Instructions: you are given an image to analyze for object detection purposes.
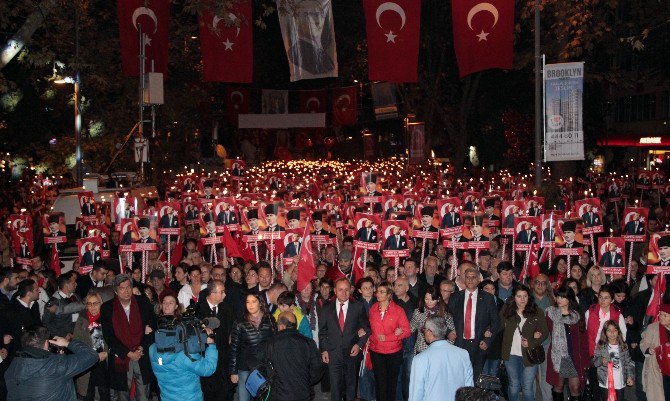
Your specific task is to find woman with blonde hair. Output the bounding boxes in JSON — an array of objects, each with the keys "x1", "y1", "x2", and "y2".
[{"x1": 579, "y1": 266, "x2": 606, "y2": 312}]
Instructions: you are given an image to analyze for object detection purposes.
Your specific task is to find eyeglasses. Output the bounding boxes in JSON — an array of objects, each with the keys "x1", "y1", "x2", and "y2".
[
  {"x1": 86, "y1": 302, "x2": 101, "y2": 306},
  {"x1": 535, "y1": 281, "x2": 548, "y2": 286}
]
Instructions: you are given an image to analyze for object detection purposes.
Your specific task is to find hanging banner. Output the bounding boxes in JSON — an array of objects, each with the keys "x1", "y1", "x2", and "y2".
[
  {"x1": 370, "y1": 82, "x2": 399, "y2": 120},
  {"x1": 277, "y1": 0, "x2": 338, "y2": 81},
  {"x1": 262, "y1": 90, "x2": 289, "y2": 114},
  {"x1": 118, "y1": 0, "x2": 170, "y2": 77},
  {"x1": 544, "y1": 61, "x2": 585, "y2": 161},
  {"x1": 408, "y1": 122, "x2": 425, "y2": 165}
]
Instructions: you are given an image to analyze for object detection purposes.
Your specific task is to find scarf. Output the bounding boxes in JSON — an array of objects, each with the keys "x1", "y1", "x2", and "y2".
[
  {"x1": 547, "y1": 306, "x2": 580, "y2": 373},
  {"x1": 587, "y1": 303, "x2": 620, "y2": 357},
  {"x1": 424, "y1": 304, "x2": 439, "y2": 317},
  {"x1": 112, "y1": 297, "x2": 144, "y2": 372},
  {"x1": 658, "y1": 323, "x2": 670, "y2": 376},
  {"x1": 87, "y1": 311, "x2": 101, "y2": 331}
]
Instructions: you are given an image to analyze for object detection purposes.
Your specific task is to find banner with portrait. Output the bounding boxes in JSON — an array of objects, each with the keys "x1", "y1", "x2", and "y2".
[
  {"x1": 78, "y1": 191, "x2": 98, "y2": 223},
  {"x1": 646, "y1": 232, "x2": 670, "y2": 274},
  {"x1": 554, "y1": 219, "x2": 584, "y2": 256},
  {"x1": 438, "y1": 197, "x2": 464, "y2": 237},
  {"x1": 157, "y1": 201, "x2": 181, "y2": 235},
  {"x1": 77, "y1": 236, "x2": 103, "y2": 274},
  {"x1": 502, "y1": 201, "x2": 526, "y2": 236},
  {"x1": 597, "y1": 237, "x2": 625, "y2": 275},
  {"x1": 514, "y1": 216, "x2": 541, "y2": 251},
  {"x1": 353, "y1": 213, "x2": 381, "y2": 251},
  {"x1": 382, "y1": 220, "x2": 410, "y2": 258},
  {"x1": 574, "y1": 198, "x2": 604, "y2": 235},
  {"x1": 621, "y1": 207, "x2": 649, "y2": 242}
]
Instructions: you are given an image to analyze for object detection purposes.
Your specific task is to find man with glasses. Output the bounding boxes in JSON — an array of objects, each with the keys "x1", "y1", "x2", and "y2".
[
  {"x1": 448, "y1": 264, "x2": 500, "y2": 381},
  {"x1": 409, "y1": 316, "x2": 473, "y2": 401},
  {"x1": 439, "y1": 280, "x2": 456, "y2": 308}
]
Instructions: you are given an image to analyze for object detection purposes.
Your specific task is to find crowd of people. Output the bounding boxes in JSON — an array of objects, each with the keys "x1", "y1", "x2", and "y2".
[{"x1": 0, "y1": 160, "x2": 669, "y2": 401}]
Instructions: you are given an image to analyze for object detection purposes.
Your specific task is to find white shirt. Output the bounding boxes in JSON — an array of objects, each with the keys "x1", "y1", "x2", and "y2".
[
  {"x1": 602, "y1": 344, "x2": 624, "y2": 390},
  {"x1": 337, "y1": 299, "x2": 350, "y2": 323},
  {"x1": 511, "y1": 312, "x2": 528, "y2": 356},
  {"x1": 178, "y1": 285, "x2": 196, "y2": 309},
  {"x1": 462, "y1": 289, "x2": 478, "y2": 340},
  {"x1": 585, "y1": 308, "x2": 627, "y2": 349}
]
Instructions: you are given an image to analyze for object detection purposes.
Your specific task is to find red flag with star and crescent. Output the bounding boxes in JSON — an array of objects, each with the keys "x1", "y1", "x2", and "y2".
[
  {"x1": 118, "y1": 0, "x2": 170, "y2": 77},
  {"x1": 224, "y1": 86, "x2": 250, "y2": 125},
  {"x1": 299, "y1": 90, "x2": 327, "y2": 114},
  {"x1": 452, "y1": 0, "x2": 514, "y2": 78},
  {"x1": 331, "y1": 86, "x2": 358, "y2": 126},
  {"x1": 297, "y1": 219, "x2": 316, "y2": 292},
  {"x1": 199, "y1": 1, "x2": 253, "y2": 82},
  {"x1": 363, "y1": 0, "x2": 421, "y2": 82}
]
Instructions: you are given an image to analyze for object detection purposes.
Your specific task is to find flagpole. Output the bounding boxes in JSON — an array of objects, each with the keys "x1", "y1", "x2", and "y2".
[{"x1": 534, "y1": 0, "x2": 542, "y2": 188}]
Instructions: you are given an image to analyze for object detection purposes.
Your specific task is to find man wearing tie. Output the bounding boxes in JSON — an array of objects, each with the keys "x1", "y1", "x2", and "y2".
[
  {"x1": 448, "y1": 264, "x2": 500, "y2": 381},
  {"x1": 82, "y1": 243, "x2": 101, "y2": 267},
  {"x1": 355, "y1": 219, "x2": 378, "y2": 243},
  {"x1": 185, "y1": 204, "x2": 199, "y2": 221},
  {"x1": 159, "y1": 205, "x2": 179, "y2": 229},
  {"x1": 515, "y1": 221, "x2": 538, "y2": 244},
  {"x1": 319, "y1": 278, "x2": 370, "y2": 401},
  {"x1": 364, "y1": 173, "x2": 383, "y2": 213},
  {"x1": 195, "y1": 280, "x2": 234, "y2": 401},
  {"x1": 283, "y1": 233, "x2": 301, "y2": 258},
  {"x1": 384, "y1": 226, "x2": 408, "y2": 250},
  {"x1": 558, "y1": 221, "x2": 582, "y2": 249},
  {"x1": 465, "y1": 215, "x2": 488, "y2": 242},
  {"x1": 624, "y1": 212, "x2": 645, "y2": 235},
  {"x1": 527, "y1": 200, "x2": 541, "y2": 217},
  {"x1": 483, "y1": 199, "x2": 500, "y2": 223},
  {"x1": 599, "y1": 241, "x2": 623, "y2": 267},
  {"x1": 18, "y1": 237, "x2": 31, "y2": 258},
  {"x1": 404, "y1": 198, "x2": 416, "y2": 216},
  {"x1": 440, "y1": 203, "x2": 462, "y2": 229},
  {"x1": 137, "y1": 218, "x2": 157, "y2": 244},
  {"x1": 419, "y1": 206, "x2": 438, "y2": 232},
  {"x1": 286, "y1": 209, "x2": 302, "y2": 229},
  {"x1": 202, "y1": 181, "x2": 214, "y2": 199},
  {"x1": 581, "y1": 203, "x2": 600, "y2": 227},
  {"x1": 384, "y1": 198, "x2": 401, "y2": 220},
  {"x1": 656, "y1": 235, "x2": 670, "y2": 266},
  {"x1": 217, "y1": 202, "x2": 238, "y2": 226},
  {"x1": 264, "y1": 204, "x2": 285, "y2": 232}
]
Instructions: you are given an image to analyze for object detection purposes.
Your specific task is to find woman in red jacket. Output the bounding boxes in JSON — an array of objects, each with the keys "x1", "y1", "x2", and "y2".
[{"x1": 369, "y1": 281, "x2": 411, "y2": 401}]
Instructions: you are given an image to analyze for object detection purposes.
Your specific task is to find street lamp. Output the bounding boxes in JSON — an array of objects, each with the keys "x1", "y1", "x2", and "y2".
[{"x1": 54, "y1": 73, "x2": 82, "y2": 186}]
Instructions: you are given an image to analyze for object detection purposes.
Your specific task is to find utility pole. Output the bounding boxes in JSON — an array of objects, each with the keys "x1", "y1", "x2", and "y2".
[{"x1": 534, "y1": 0, "x2": 543, "y2": 188}]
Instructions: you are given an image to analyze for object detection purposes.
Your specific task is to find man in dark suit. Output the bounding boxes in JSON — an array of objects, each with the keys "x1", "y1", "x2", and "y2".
[
  {"x1": 363, "y1": 173, "x2": 383, "y2": 213},
  {"x1": 404, "y1": 198, "x2": 416, "y2": 216},
  {"x1": 483, "y1": 199, "x2": 500, "y2": 223},
  {"x1": 448, "y1": 264, "x2": 500, "y2": 381},
  {"x1": 6, "y1": 279, "x2": 42, "y2": 349},
  {"x1": 81, "y1": 244, "x2": 101, "y2": 267},
  {"x1": 624, "y1": 213, "x2": 645, "y2": 235},
  {"x1": 185, "y1": 205, "x2": 199, "y2": 221},
  {"x1": 76, "y1": 261, "x2": 108, "y2": 299},
  {"x1": 283, "y1": 233, "x2": 301, "y2": 258},
  {"x1": 384, "y1": 198, "x2": 401, "y2": 220},
  {"x1": 18, "y1": 238, "x2": 30, "y2": 258},
  {"x1": 384, "y1": 226, "x2": 407, "y2": 250},
  {"x1": 264, "y1": 204, "x2": 285, "y2": 232},
  {"x1": 216, "y1": 202, "x2": 237, "y2": 226},
  {"x1": 318, "y1": 278, "x2": 370, "y2": 401},
  {"x1": 355, "y1": 219, "x2": 378, "y2": 243},
  {"x1": 312, "y1": 211, "x2": 334, "y2": 237},
  {"x1": 158, "y1": 206, "x2": 179, "y2": 229},
  {"x1": 503, "y1": 205, "x2": 519, "y2": 228},
  {"x1": 440, "y1": 203, "x2": 462, "y2": 229},
  {"x1": 419, "y1": 206, "x2": 439, "y2": 232},
  {"x1": 558, "y1": 221, "x2": 582, "y2": 249},
  {"x1": 599, "y1": 242, "x2": 623, "y2": 267},
  {"x1": 467, "y1": 215, "x2": 488, "y2": 242},
  {"x1": 527, "y1": 200, "x2": 541, "y2": 217},
  {"x1": 515, "y1": 221, "x2": 538, "y2": 244},
  {"x1": 194, "y1": 280, "x2": 234, "y2": 401},
  {"x1": 81, "y1": 197, "x2": 95, "y2": 216},
  {"x1": 136, "y1": 218, "x2": 156, "y2": 244},
  {"x1": 581, "y1": 204, "x2": 600, "y2": 227}
]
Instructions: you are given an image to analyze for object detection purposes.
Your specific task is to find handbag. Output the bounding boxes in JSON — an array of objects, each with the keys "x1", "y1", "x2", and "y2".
[
  {"x1": 517, "y1": 322, "x2": 545, "y2": 364},
  {"x1": 475, "y1": 374, "x2": 502, "y2": 391}
]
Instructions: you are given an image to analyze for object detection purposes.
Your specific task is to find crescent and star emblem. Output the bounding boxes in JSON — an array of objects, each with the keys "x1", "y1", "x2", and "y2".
[
  {"x1": 306, "y1": 97, "x2": 321, "y2": 112},
  {"x1": 466, "y1": 2, "x2": 499, "y2": 42},
  {"x1": 213, "y1": 13, "x2": 241, "y2": 51},
  {"x1": 132, "y1": 7, "x2": 157, "y2": 48},
  {"x1": 230, "y1": 91, "x2": 244, "y2": 110},
  {"x1": 375, "y1": 2, "x2": 406, "y2": 43},
  {"x1": 336, "y1": 94, "x2": 351, "y2": 111}
]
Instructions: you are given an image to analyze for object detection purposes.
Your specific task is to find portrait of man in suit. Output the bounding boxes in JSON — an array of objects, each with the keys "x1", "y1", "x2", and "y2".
[
  {"x1": 185, "y1": 204, "x2": 199, "y2": 220},
  {"x1": 264, "y1": 204, "x2": 285, "y2": 232},
  {"x1": 558, "y1": 221, "x2": 582, "y2": 249},
  {"x1": 656, "y1": 235, "x2": 670, "y2": 266},
  {"x1": 527, "y1": 200, "x2": 541, "y2": 216},
  {"x1": 81, "y1": 243, "x2": 101, "y2": 266},
  {"x1": 384, "y1": 226, "x2": 407, "y2": 250},
  {"x1": 283, "y1": 233, "x2": 301, "y2": 258},
  {"x1": 463, "y1": 195, "x2": 477, "y2": 212},
  {"x1": 216, "y1": 201, "x2": 237, "y2": 226},
  {"x1": 599, "y1": 241, "x2": 623, "y2": 267},
  {"x1": 244, "y1": 209, "x2": 260, "y2": 236},
  {"x1": 581, "y1": 203, "x2": 600, "y2": 227},
  {"x1": 312, "y1": 211, "x2": 333, "y2": 237},
  {"x1": 440, "y1": 203, "x2": 462, "y2": 229},
  {"x1": 404, "y1": 197, "x2": 416, "y2": 215},
  {"x1": 355, "y1": 218, "x2": 378, "y2": 243},
  {"x1": 136, "y1": 218, "x2": 156, "y2": 244},
  {"x1": 515, "y1": 221, "x2": 538, "y2": 244},
  {"x1": 503, "y1": 205, "x2": 519, "y2": 228},
  {"x1": 81, "y1": 196, "x2": 95, "y2": 216},
  {"x1": 467, "y1": 215, "x2": 488, "y2": 242},
  {"x1": 483, "y1": 199, "x2": 500, "y2": 222},
  {"x1": 318, "y1": 278, "x2": 370, "y2": 401},
  {"x1": 158, "y1": 205, "x2": 179, "y2": 229},
  {"x1": 47, "y1": 214, "x2": 66, "y2": 237},
  {"x1": 419, "y1": 207, "x2": 438, "y2": 232},
  {"x1": 202, "y1": 181, "x2": 214, "y2": 199},
  {"x1": 624, "y1": 212, "x2": 645, "y2": 235}
]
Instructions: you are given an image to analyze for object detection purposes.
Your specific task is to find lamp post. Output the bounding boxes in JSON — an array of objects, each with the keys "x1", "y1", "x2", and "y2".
[{"x1": 54, "y1": 75, "x2": 82, "y2": 186}]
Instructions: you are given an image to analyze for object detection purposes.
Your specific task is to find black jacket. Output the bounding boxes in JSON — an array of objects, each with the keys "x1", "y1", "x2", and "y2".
[
  {"x1": 262, "y1": 329, "x2": 323, "y2": 401},
  {"x1": 6, "y1": 298, "x2": 41, "y2": 350},
  {"x1": 318, "y1": 299, "x2": 370, "y2": 353},
  {"x1": 229, "y1": 315, "x2": 276, "y2": 373},
  {"x1": 100, "y1": 296, "x2": 156, "y2": 391},
  {"x1": 4, "y1": 341, "x2": 98, "y2": 401}
]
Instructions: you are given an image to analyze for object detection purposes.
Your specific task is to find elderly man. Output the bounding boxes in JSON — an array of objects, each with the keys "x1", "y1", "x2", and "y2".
[
  {"x1": 418, "y1": 256, "x2": 445, "y2": 287},
  {"x1": 409, "y1": 316, "x2": 473, "y2": 401}
]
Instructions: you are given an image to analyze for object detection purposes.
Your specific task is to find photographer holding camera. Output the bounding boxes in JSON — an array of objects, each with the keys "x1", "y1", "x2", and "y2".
[
  {"x1": 4, "y1": 325, "x2": 98, "y2": 401},
  {"x1": 148, "y1": 324, "x2": 217, "y2": 401}
]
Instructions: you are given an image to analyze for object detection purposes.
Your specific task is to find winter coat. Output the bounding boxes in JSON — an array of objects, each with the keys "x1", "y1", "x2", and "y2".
[
  {"x1": 149, "y1": 343, "x2": 218, "y2": 401},
  {"x1": 72, "y1": 314, "x2": 109, "y2": 396},
  {"x1": 4, "y1": 341, "x2": 98, "y2": 401},
  {"x1": 592, "y1": 342, "x2": 634, "y2": 388},
  {"x1": 42, "y1": 291, "x2": 85, "y2": 337},
  {"x1": 500, "y1": 307, "x2": 549, "y2": 367},
  {"x1": 262, "y1": 328, "x2": 323, "y2": 401},
  {"x1": 229, "y1": 315, "x2": 275, "y2": 373},
  {"x1": 545, "y1": 312, "x2": 589, "y2": 391},
  {"x1": 639, "y1": 322, "x2": 667, "y2": 401}
]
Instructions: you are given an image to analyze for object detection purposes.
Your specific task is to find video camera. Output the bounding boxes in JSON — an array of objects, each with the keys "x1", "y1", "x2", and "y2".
[{"x1": 154, "y1": 308, "x2": 220, "y2": 360}]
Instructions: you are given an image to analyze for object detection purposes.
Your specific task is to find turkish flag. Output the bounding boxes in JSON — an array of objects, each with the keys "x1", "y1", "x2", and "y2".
[
  {"x1": 298, "y1": 90, "x2": 327, "y2": 114},
  {"x1": 363, "y1": 0, "x2": 421, "y2": 82},
  {"x1": 199, "y1": 2, "x2": 253, "y2": 82},
  {"x1": 297, "y1": 220, "x2": 316, "y2": 292},
  {"x1": 118, "y1": 0, "x2": 170, "y2": 77},
  {"x1": 222, "y1": 225, "x2": 244, "y2": 258},
  {"x1": 331, "y1": 86, "x2": 357, "y2": 126},
  {"x1": 452, "y1": 0, "x2": 514, "y2": 77},
  {"x1": 50, "y1": 246, "x2": 61, "y2": 277},
  {"x1": 224, "y1": 86, "x2": 250, "y2": 125}
]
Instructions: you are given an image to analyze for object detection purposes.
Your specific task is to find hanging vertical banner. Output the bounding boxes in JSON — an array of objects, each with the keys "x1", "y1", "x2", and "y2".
[
  {"x1": 544, "y1": 61, "x2": 585, "y2": 162},
  {"x1": 363, "y1": 0, "x2": 421, "y2": 82},
  {"x1": 262, "y1": 90, "x2": 289, "y2": 114},
  {"x1": 224, "y1": 86, "x2": 250, "y2": 125},
  {"x1": 118, "y1": 0, "x2": 170, "y2": 77},
  {"x1": 277, "y1": 0, "x2": 338, "y2": 81},
  {"x1": 199, "y1": 1, "x2": 253, "y2": 82},
  {"x1": 332, "y1": 86, "x2": 358, "y2": 126},
  {"x1": 408, "y1": 122, "x2": 425, "y2": 165},
  {"x1": 298, "y1": 90, "x2": 327, "y2": 114}
]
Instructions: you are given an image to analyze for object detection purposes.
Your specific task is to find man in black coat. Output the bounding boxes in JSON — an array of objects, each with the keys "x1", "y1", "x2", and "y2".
[
  {"x1": 75, "y1": 261, "x2": 109, "y2": 300},
  {"x1": 194, "y1": 280, "x2": 234, "y2": 401},
  {"x1": 100, "y1": 274, "x2": 156, "y2": 401},
  {"x1": 6, "y1": 279, "x2": 42, "y2": 349},
  {"x1": 448, "y1": 263, "x2": 500, "y2": 381},
  {"x1": 262, "y1": 312, "x2": 323, "y2": 401},
  {"x1": 318, "y1": 278, "x2": 370, "y2": 401}
]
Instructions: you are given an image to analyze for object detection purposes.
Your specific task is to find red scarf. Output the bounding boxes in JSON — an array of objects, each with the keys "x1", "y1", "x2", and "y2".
[
  {"x1": 587, "y1": 303, "x2": 620, "y2": 357},
  {"x1": 112, "y1": 297, "x2": 144, "y2": 372},
  {"x1": 87, "y1": 311, "x2": 101, "y2": 331},
  {"x1": 657, "y1": 323, "x2": 670, "y2": 376}
]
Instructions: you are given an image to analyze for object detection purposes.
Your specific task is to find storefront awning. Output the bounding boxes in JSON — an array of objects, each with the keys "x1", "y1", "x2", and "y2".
[{"x1": 597, "y1": 134, "x2": 670, "y2": 147}]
